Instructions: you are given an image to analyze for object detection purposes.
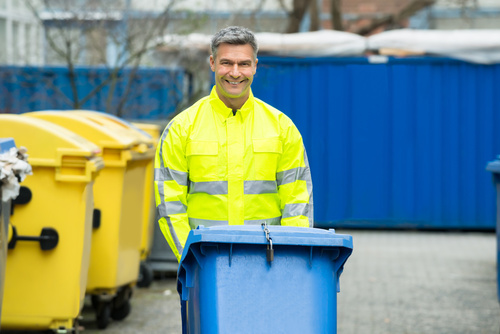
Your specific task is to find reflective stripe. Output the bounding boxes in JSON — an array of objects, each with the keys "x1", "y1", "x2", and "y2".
[
  {"x1": 303, "y1": 149, "x2": 314, "y2": 226},
  {"x1": 155, "y1": 167, "x2": 189, "y2": 187},
  {"x1": 276, "y1": 167, "x2": 309, "y2": 186},
  {"x1": 244, "y1": 180, "x2": 277, "y2": 194},
  {"x1": 160, "y1": 215, "x2": 183, "y2": 257},
  {"x1": 189, "y1": 216, "x2": 282, "y2": 229},
  {"x1": 156, "y1": 120, "x2": 184, "y2": 254},
  {"x1": 188, "y1": 180, "x2": 278, "y2": 195},
  {"x1": 282, "y1": 203, "x2": 310, "y2": 219},
  {"x1": 158, "y1": 201, "x2": 187, "y2": 217},
  {"x1": 189, "y1": 181, "x2": 228, "y2": 195},
  {"x1": 158, "y1": 121, "x2": 173, "y2": 170},
  {"x1": 244, "y1": 217, "x2": 281, "y2": 225},
  {"x1": 189, "y1": 218, "x2": 228, "y2": 229}
]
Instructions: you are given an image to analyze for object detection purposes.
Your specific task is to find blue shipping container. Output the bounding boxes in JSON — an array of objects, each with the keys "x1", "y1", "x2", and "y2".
[
  {"x1": 0, "y1": 66, "x2": 186, "y2": 120},
  {"x1": 177, "y1": 225, "x2": 353, "y2": 334},
  {"x1": 253, "y1": 56, "x2": 500, "y2": 230}
]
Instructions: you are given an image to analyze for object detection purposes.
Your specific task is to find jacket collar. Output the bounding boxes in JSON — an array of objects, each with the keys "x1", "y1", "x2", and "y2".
[{"x1": 209, "y1": 86, "x2": 254, "y2": 123}]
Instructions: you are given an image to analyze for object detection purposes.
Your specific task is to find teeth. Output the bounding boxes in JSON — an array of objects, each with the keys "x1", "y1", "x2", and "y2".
[{"x1": 229, "y1": 81, "x2": 240, "y2": 84}]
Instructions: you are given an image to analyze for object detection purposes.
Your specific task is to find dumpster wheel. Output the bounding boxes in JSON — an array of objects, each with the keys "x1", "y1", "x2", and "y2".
[
  {"x1": 111, "y1": 300, "x2": 131, "y2": 320},
  {"x1": 95, "y1": 300, "x2": 112, "y2": 329},
  {"x1": 137, "y1": 261, "x2": 154, "y2": 288},
  {"x1": 110, "y1": 285, "x2": 133, "y2": 321}
]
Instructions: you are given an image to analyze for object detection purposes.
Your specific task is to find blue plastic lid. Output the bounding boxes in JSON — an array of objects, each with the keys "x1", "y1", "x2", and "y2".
[
  {"x1": 180, "y1": 225, "x2": 353, "y2": 263},
  {"x1": 0, "y1": 138, "x2": 16, "y2": 154}
]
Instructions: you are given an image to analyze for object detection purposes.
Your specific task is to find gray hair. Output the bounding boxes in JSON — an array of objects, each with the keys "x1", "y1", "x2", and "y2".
[{"x1": 210, "y1": 26, "x2": 259, "y2": 60}]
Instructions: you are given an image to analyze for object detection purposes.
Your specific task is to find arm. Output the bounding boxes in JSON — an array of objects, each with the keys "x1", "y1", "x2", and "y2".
[
  {"x1": 154, "y1": 118, "x2": 191, "y2": 262},
  {"x1": 277, "y1": 119, "x2": 314, "y2": 227}
]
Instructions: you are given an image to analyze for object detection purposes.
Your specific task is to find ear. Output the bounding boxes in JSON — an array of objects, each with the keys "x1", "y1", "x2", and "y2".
[
  {"x1": 210, "y1": 55, "x2": 215, "y2": 72},
  {"x1": 254, "y1": 58, "x2": 258, "y2": 74}
]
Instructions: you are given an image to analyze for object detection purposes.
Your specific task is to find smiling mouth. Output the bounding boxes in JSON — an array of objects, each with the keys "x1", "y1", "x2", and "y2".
[{"x1": 225, "y1": 79, "x2": 245, "y2": 85}]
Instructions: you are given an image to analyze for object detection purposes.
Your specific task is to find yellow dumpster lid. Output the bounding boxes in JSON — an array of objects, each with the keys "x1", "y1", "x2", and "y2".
[
  {"x1": 69, "y1": 110, "x2": 156, "y2": 148},
  {"x1": 25, "y1": 111, "x2": 141, "y2": 150},
  {"x1": 67, "y1": 110, "x2": 156, "y2": 157},
  {"x1": 131, "y1": 122, "x2": 162, "y2": 142},
  {"x1": 0, "y1": 114, "x2": 104, "y2": 182}
]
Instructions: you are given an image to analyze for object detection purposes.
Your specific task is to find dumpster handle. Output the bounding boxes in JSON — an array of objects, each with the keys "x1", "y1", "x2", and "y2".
[{"x1": 8, "y1": 226, "x2": 59, "y2": 251}]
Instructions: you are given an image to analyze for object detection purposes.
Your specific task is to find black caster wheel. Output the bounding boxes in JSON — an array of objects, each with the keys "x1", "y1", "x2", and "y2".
[
  {"x1": 111, "y1": 300, "x2": 131, "y2": 321},
  {"x1": 137, "y1": 261, "x2": 154, "y2": 288},
  {"x1": 96, "y1": 301, "x2": 112, "y2": 329}
]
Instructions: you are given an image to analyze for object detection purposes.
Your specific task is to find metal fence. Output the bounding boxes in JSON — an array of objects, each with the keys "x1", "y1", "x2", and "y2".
[{"x1": 0, "y1": 65, "x2": 187, "y2": 120}]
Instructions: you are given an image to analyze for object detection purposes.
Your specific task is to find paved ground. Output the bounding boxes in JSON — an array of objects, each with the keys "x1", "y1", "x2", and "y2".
[{"x1": 3, "y1": 229, "x2": 499, "y2": 333}]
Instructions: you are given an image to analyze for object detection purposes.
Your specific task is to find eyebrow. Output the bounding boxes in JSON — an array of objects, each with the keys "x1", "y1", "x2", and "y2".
[{"x1": 219, "y1": 58, "x2": 252, "y2": 64}]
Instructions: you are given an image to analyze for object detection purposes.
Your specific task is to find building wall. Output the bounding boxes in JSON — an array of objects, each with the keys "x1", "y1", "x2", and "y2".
[
  {"x1": 0, "y1": 0, "x2": 43, "y2": 65},
  {"x1": 430, "y1": 0, "x2": 500, "y2": 29}
]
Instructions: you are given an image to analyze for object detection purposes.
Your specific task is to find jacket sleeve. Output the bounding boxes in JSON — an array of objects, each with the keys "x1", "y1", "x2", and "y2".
[
  {"x1": 277, "y1": 118, "x2": 314, "y2": 227},
  {"x1": 154, "y1": 117, "x2": 191, "y2": 262}
]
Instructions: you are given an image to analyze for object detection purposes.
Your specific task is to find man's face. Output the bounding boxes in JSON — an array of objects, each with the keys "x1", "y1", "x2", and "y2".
[{"x1": 210, "y1": 43, "x2": 258, "y2": 108}]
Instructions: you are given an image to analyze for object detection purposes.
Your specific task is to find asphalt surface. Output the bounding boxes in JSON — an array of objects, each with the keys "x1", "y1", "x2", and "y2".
[{"x1": 2, "y1": 229, "x2": 499, "y2": 334}]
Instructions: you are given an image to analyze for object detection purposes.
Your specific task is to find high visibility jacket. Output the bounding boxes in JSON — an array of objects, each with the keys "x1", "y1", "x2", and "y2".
[{"x1": 154, "y1": 87, "x2": 313, "y2": 261}]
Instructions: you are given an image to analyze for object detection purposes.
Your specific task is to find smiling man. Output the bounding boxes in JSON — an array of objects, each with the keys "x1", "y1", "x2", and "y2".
[{"x1": 154, "y1": 26, "x2": 313, "y2": 261}]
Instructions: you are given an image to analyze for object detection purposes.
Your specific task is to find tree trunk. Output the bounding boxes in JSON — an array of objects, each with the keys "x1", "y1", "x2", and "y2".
[
  {"x1": 286, "y1": 0, "x2": 312, "y2": 33},
  {"x1": 309, "y1": 0, "x2": 320, "y2": 31},
  {"x1": 330, "y1": 0, "x2": 343, "y2": 31}
]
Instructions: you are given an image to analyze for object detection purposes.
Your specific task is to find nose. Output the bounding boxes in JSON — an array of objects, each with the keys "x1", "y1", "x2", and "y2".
[{"x1": 229, "y1": 64, "x2": 240, "y2": 77}]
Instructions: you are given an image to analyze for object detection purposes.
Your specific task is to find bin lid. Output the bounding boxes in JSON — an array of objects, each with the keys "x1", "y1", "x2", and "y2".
[
  {"x1": 182, "y1": 225, "x2": 353, "y2": 254},
  {"x1": 0, "y1": 138, "x2": 16, "y2": 154},
  {"x1": 25, "y1": 111, "x2": 141, "y2": 150},
  {"x1": 69, "y1": 110, "x2": 156, "y2": 148},
  {"x1": 486, "y1": 159, "x2": 500, "y2": 173},
  {"x1": 0, "y1": 115, "x2": 103, "y2": 182},
  {"x1": 131, "y1": 122, "x2": 162, "y2": 142}
]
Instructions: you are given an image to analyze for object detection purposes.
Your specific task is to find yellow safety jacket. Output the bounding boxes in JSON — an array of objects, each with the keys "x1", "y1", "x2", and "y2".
[{"x1": 154, "y1": 87, "x2": 313, "y2": 261}]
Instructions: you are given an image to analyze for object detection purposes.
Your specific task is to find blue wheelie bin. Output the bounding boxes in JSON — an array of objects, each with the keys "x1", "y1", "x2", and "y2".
[
  {"x1": 177, "y1": 225, "x2": 353, "y2": 334},
  {"x1": 486, "y1": 158, "x2": 500, "y2": 303}
]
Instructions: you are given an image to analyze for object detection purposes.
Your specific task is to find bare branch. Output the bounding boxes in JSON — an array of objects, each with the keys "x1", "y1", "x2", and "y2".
[{"x1": 354, "y1": 0, "x2": 436, "y2": 36}]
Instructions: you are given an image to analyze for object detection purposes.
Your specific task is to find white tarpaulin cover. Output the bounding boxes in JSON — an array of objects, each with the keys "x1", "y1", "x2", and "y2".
[
  {"x1": 256, "y1": 30, "x2": 366, "y2": 57},
  {"x1": 159, "y1": 29, "x2": 500, "y2": 64},
  {"x1": 159, "y1": 30, "x2": 367, "y2": 57},
  {"x1": 367, "y1": 29, "x2": 500, "y2": 64}
]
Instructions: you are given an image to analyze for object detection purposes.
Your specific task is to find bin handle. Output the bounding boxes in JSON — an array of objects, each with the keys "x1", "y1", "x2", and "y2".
[
  {"x1": 10, "y1": 186, "x2": 32, "y2": 215},
  {"x1": 8, "y1": 226, "x2": 59, "y2": 251}
]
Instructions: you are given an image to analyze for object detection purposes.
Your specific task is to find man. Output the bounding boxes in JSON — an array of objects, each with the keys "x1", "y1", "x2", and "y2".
[{"x1": 154, "y1": 26, "x2": 313, "y2": 262}]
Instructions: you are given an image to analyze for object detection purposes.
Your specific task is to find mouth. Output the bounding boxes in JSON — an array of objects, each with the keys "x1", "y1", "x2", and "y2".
[{"x1": 225, "y1": 79, "x2": 246, "y2": 85}]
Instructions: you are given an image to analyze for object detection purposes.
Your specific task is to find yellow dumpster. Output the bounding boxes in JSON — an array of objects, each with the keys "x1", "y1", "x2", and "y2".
[
  {"x1": 68, "y1": 111, "x2": 158, "y2": 288},
  {"x1": 131, "y1": 121, "x2": 162, "y2": 286},
  {"x1": 25, "y1": 110, "x2": 155, "y2": 329},
  {"x1": 0, "y1": 115, "x2": 103, "y2": 333}
]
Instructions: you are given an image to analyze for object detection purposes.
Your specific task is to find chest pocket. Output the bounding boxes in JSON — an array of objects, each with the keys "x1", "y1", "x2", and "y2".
[
  {"x1": 186, "y1": 140, "x2": 219, "y2": 180},
  {"x1": 253, "y1": 138, "x2": 282, "y2": 180}
]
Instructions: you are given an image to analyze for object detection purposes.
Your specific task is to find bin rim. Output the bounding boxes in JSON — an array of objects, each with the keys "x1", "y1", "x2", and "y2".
[{"x1": 179, "y1": 225, "x2": 353, "y2": 265}]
